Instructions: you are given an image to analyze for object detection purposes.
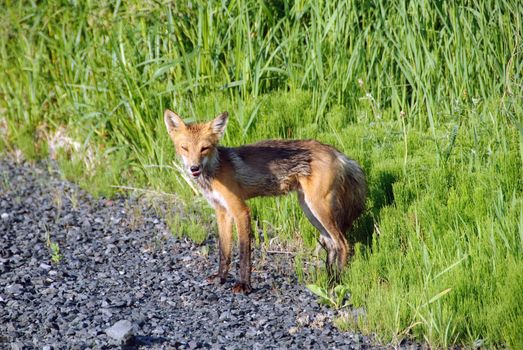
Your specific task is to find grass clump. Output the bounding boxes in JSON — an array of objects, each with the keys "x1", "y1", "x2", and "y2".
[{"x1": 166, "y1": 209, "x2": 211, "y2": 245}]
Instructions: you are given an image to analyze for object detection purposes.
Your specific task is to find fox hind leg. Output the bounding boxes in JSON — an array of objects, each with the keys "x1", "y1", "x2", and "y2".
[
  {"x1": 297, "y1": 191, "x2": 338, "y2": 272},
  {"x1": 298, "y1": 186, "x2": 349, "y2": 283}
]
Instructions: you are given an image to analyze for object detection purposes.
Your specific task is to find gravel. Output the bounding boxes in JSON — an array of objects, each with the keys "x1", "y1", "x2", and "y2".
[{"x1": 0, "y1": 157, "x2": 397, "y2": 349}]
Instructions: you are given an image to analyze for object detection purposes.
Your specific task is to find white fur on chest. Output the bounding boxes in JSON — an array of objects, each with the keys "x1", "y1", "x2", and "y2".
[{"x1": 202, "y1": 189, "x2": 229, "y2": 211}]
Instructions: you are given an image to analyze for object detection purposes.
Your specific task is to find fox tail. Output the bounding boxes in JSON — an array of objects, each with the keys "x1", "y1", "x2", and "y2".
[{"x1": 333, "y1": 153, "x2": 367, "y2": 233}]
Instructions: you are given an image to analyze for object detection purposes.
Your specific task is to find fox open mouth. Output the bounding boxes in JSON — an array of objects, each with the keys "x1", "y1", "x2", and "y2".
[{"x1": 191, "y1": 170, "x2": 202, "y2": 177}]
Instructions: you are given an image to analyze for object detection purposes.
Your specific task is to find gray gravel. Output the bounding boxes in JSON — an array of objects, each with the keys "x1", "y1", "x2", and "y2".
[{"x1": 0, "y1": 157, "x2": 386, "y2": 349}]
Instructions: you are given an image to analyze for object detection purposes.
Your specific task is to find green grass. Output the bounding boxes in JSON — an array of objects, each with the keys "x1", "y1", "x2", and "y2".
[
  {"x1": 166, "y1": 204, "x2": 214, "y2": 245},
  {"x1": 1, "y1": 0, "x2": 522, "y2": 347}
]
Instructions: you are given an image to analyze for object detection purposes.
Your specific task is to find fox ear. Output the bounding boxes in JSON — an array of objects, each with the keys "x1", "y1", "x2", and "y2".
[
  {"x1": 210, "y1": 111, "x2": 229, "y2": 137},
  {"x1": 164, "y1": 109, "x2": 186, "y2": 133}
]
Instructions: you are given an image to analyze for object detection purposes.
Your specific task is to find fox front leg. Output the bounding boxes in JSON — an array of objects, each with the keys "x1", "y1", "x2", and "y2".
[
  {"x1": 231, "y1": 207, "x2": 252, "y2": 294},
  {"x1": 207, "y1": 207, "x2": 233, "y2": 284}
]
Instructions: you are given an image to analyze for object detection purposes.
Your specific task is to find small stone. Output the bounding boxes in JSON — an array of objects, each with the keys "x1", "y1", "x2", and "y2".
[
  {"x1": 5, "y1": 284, "x2": 23, "y2": 294},
  {"x1": 1, "y1": 212, "x2": 8, "y2": 220},
  {"x1": 101, "y1": 308, "x2": 112, "y2": 318},
  {"x1": 246, "y1": 327, "x2": 258, "y2": 337},
  {"x1": 81, "y1": 219, "x2": 91, "y2": 228},
  {"x1": 311, "y1": 313, "x2": 327, "y2": 329},
  {"x1": 152, "y1": 326, "x2": 164, "y2": 335},
  {"x1": 288, "y1": 326, "x2": 299, "y2": 335},
  {"x1": 105, "y1": 320, "x2": 134, "y2": 344},
  {"x1": 219, "y1": 311, "x2": 230, "y2": 321},
  {"x1": 296, "y1": 313, "x2": 310, "y2": 327},
  {"x1": 39, "y1": 263, "x2": 51, "y2": 270},
  {"x1": 10, "y1": 342, "x2": 24, "y2": 350}
]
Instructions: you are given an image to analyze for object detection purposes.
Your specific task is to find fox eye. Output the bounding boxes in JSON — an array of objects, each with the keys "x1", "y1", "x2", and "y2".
[
  {"x1": 200, "y1": 146, "x2": 210, "y2": 153},
  {"x1": 181, "y1": 145, "x2": 188, "y2": 152}
]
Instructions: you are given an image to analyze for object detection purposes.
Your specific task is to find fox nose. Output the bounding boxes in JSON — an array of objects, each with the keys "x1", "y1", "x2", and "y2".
[{"x1": 189, "y1": 165, "x2": 201, "y2": 177}]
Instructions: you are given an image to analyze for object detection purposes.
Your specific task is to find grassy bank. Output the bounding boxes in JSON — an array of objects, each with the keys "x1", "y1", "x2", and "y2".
[{"x1": 1, "y1": 0, "x2": 522, "y2": 347}]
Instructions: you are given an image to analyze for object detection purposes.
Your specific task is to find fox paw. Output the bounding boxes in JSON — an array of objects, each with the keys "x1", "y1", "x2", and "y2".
[
  {"x1": 206, "y1": 273, "x2": 226, "y2": 284},
  {"x1": 232, "y1": 282, "x2": 252, "y2": 294}
]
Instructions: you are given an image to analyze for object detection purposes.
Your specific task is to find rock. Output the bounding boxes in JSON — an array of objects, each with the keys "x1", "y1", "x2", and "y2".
[
  {"x1": 10, "y1": 342, "x2": 24, "y2": 350},
  {"x1": 152, "y1": 326, "x2": 165, "y2": 335},
  {"x1": 81, "y1": 218, "x2": 91, "y2": 229},
  {"x1": 105, "y1": 320, "x2": 134, "y2": 344},
  {"x1": 1, "y1": 212, "x2": 8, "y2": 220},
  {"x1": 288, "y1": 326, "x2": 299, "y2": 335},
  {"x1": 296, "y1": 313, "x2": 310, "y2": 327},
  {"x1": 5, "y1": 284, "x2": 23, "y2": 294},
  {"x1": 39, "y1": 263, "x2": 52, "y2": 270},
  {"x1": 219, "y1": 311, "x2": 230, "y2": 321}
]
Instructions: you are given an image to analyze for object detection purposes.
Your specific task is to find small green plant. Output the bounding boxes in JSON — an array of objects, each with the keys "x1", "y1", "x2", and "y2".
[
  {"x1": 66, "y1": 191, "x2": 79, "y2": 210},
  {"x1": 51, "y1": 189, "x2": 64, "y2": 225},
  {"x1": 46, "y1": 232, "x2": 62, "y2": 264},
  {"x1": 0, "y1": 172, "x2": 9, "y2": 191},
  {"x1": 306, "y1": 283, "x2": 351, "y2": 310},
  {"x1": 49, "y1": 242, "x2": 62, "y2": 264},
  {"x1": 199, "y1": 245, "x2": 210, "y2": 257}
]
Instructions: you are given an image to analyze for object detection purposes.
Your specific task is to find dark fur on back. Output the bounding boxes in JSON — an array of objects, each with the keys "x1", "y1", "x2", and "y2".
[{"x1": 216, "y1": 140, "x2": 313, "y2": 197}]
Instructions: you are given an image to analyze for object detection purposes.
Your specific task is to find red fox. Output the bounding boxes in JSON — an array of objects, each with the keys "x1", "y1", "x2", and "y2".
[{"x1": 164, "y1": 109, "x2": 366, "y2": 294}]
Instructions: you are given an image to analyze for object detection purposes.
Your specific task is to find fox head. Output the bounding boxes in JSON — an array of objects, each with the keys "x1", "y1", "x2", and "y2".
[{"x1": 164, "y1": 109, "x2": 228, "y2": 178}]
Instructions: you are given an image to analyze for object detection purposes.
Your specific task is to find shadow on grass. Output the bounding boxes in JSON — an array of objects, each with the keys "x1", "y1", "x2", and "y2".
[{"x1": 350, "y1": 170, "x2": 398, "y2": 249}]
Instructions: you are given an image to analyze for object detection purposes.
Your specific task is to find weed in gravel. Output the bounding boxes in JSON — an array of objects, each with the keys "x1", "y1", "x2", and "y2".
[
  {"x1": 66, "y1": 191, "x2": 79, "y2": 211},
  {"x1": 0, "y1": 171, "x2": 9, "y2": 191},
  {"x1": 52, "y1": 188, "x2": 63, "y2": 208},
  {"x1": 45, "y1": 232, "x2": 62, "y2": 264}
]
